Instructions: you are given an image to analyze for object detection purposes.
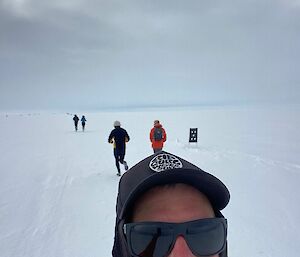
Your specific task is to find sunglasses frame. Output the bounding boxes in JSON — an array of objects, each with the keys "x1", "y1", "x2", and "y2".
[{"x1": 124, "y1": 218, "x2": 227, "y2": 257}]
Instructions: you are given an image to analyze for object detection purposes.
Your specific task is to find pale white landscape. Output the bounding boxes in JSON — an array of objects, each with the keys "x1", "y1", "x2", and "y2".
[{"x1": 1, "y1": 104, "x2": 300, "y2": 257}]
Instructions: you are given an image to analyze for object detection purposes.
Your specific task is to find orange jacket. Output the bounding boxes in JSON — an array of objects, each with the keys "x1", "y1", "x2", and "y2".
[{"x1": 149, "y1": 124, "x2": 167, "y2": 149}]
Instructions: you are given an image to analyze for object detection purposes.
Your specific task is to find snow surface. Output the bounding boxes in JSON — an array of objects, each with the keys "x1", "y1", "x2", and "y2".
[{"x1": 1, "y1": 105, "x2": 300, "y2": 257}]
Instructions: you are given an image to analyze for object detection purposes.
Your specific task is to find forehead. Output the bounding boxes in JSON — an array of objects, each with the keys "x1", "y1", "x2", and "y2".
[{"x1": 131, "y1": 183, "x2": 215, "y2": 223}]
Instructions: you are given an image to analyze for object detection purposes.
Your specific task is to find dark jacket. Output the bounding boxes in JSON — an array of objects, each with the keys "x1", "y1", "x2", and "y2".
[
  {"x1": 73, "y1": 115, "x2": 79, "y2": 124},
  {"x1": 108, "y1": 127, "x2": 130, "y2": 151}
]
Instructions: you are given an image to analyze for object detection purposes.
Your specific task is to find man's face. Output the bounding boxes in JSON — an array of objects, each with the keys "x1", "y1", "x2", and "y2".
[{"x1": 131, "y1": 183, "x2": 218, "y2": 257}]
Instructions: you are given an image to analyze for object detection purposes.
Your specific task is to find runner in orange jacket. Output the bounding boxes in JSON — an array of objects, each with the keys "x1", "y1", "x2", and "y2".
[{"x1": 149, "y1": 120, "x2": 167, "y2": 153}]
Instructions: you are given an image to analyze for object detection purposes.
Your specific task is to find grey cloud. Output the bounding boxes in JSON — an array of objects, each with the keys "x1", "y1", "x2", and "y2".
[{"x1": 0, "y1": 0, "x2": 299, "y2": 110}]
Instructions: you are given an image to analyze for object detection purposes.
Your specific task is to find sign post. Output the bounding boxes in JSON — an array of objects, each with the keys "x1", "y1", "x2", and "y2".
[{"x1": 189, "y1": 128, "x2": 198, "y2": 143}]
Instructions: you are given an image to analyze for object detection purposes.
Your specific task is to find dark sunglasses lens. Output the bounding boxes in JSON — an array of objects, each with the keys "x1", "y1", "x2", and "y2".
[
  {"x1": 130, "y1": 224, "x2": 174, "y2": 257},
  {"x1": 186, "y1": 220, "x2": 226, "y2": 255}
]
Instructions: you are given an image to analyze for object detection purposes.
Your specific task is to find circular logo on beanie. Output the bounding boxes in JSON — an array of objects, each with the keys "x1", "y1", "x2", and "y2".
[{"x1": 149, "y1": 153, "x2": 183, "y2": 172}]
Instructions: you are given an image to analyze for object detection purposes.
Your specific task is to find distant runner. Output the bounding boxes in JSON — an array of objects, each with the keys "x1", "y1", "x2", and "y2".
[
  {"x1": 149, "y1": 120, "x2": 167, "y2": 153},
  {"x1": 108, "y1": 121, "x2": 130, "y2": 176},
  {"x1": 73, "y1": 114, "x2": 79, "y2": 131},
  {"x1": 81, "y1": 115, "x2": 86, "y2": 131}
]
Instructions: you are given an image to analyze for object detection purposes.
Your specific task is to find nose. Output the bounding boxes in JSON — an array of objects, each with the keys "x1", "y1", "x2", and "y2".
[{"x1": 168, "y1": 236, "x2": 195, "y2": 257}]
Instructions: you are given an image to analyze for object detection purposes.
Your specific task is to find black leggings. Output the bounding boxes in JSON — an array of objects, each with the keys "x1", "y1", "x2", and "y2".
[{"x1": 114, "y1": 149, "x2": 125, "y2": 172}]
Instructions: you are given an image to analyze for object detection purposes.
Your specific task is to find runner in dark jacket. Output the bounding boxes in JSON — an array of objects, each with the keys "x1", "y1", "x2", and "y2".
[
  {"x1": 73, "y1": 114, "x2": 79, "y2": 131},
  {"x1": 81, "y1": 115, "x2": 86, "y2": 131},
  {"x1": 108, "y1": 121, "x2": 130, "y2": 176}
]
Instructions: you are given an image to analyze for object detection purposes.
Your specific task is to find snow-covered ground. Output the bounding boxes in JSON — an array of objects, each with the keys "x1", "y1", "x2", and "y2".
[{"x1": 1, "y1": 104, "x2": 300, "y2": 257}]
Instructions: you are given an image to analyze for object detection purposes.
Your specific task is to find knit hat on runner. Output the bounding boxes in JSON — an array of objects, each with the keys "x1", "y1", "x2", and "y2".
[{"x1": 114, "y1": 120, "x2": 121, "y2": 127}]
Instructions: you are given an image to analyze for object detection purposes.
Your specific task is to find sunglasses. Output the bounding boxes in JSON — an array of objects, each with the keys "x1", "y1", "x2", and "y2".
[{"x1": 124, "y1": 218, "x2": 227, "y2": 257}]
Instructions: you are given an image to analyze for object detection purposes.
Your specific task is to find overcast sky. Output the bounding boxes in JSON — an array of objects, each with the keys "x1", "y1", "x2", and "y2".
[{"x1": 0, "y1": 0, "x2": 299, "y2": 110}]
